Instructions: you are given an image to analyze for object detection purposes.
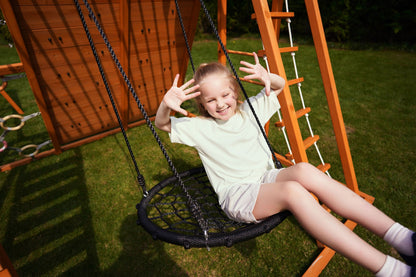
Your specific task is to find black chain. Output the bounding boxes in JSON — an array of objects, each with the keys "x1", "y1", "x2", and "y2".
[
  {"x1": 73, "y1": 0, "x2": 146, "y2": 195},
  {"x1": 174, "y1": 0, "x2": 195, "y2": 73},
  {"x1": 74, "y1": 0, "x2": 209, "y2": 236},
  {"x1": 197, "y1": 0, "x2": 282, "y2": 169}
]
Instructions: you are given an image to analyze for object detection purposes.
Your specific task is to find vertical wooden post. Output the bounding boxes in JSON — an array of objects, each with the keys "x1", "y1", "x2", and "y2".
[
  {"x1": 178, "y1": 0, "x2": 200, "y2": 78},
  {"x1": 305, "y1": 0, "x2": 359, "y2": 192},
  {"x1": 0, "y1": 0, "x2": 62, "y2": 153},
  {"x1": 217, "y1": 0, "x2": 227, "y2": 64},
  {"x1": 120, "y1": 0, "x2": 130, "y2": 128},
  {"x1": 271, "y1": 0, "x2": 285, "y2": 40},
  {"x1": 252, "y1": 0, "x2": 308, "y2": 163}
]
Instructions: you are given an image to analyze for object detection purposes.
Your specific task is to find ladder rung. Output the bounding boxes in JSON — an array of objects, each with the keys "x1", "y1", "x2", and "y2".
[
  {"x1": 274, "y1": 152, "x2": 294, "y2": 167},
  {"x1": 241, "y1": 77, "x2": 303, "y2": 88},
  {"x1": 227, "y1": 49, "x2": 259, "y2": 57},
  {"x1": 317, "y1": 163, "x2": 331, "y2": 173},
  {"x1": 284, "y1": 135, "x2": 320, "y2": 160},
  {"x1": 275, "y1": 107, "x2": 311, "y2": 128},
  {"x1": 304, "y1": 135, "x2": 320, "y2": 150},
  {"x1": 228, "y1": 47, "x2": 297, "y2": 57},
  {"x1": 287, "y1": 77, "x2": 304, "y2": 86},
  {"x1": 251, "y1": 12, "x2": 294, "y2": 20},
  {"x1": 285, "y1": 153, "x2": 294, "y2": 161},
  {"x1": 238, "y1": 77, "x2": 263, "y2": 86},
  {"x1": 280, "y1": 46, "x2": 299, "y2": 53},
  {"x1": 228, "y1": 49, "x2": 268, "y2": 58}
]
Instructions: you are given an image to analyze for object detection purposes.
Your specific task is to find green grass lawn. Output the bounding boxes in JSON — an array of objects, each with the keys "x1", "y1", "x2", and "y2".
[{"x1": 1, "y1": 37, "x2": 415, "y2": 276}]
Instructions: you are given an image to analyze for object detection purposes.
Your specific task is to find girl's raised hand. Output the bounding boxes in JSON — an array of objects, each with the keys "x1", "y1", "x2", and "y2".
[
  {"x1": 163, "y1": 74, "x2": 200, "y2": 116},
  {"x1": 239, "y1": 52, "x2": 272, "y2": 96}
]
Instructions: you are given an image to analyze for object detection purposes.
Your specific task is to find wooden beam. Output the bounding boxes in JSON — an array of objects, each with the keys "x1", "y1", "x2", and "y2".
[
  {"x1": 252, "y1": 0, "x2": 308, "y2": 163},
  {"x1": 305, "y1": 0, "x2": 359, "y2": 192},
  {"x1": 0, "y1": 0, "x2": 62, "y2": 153},
  {"x1": 0, "y1": 63, "x2": 24, "y2": 76},
  {"x1": 218, "y1": 0, "x2": 227, "y2": 65}
]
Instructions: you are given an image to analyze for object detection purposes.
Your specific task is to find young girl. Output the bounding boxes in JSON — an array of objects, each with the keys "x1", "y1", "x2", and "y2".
[{"x1": 155, "y1": 53, "x2": 415, "y2": 276}]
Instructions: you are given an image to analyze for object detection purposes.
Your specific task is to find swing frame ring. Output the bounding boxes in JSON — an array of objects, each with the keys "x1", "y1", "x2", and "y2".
[
  {"x1": 19, "y1": 144, "x2": 39, "y2": 157},
  {"x1": 0, "y1": 140, "x2": 7, "y2": 152},
  {"x1": 0, "y1": 114, "x2": 25, "y2": 131}
]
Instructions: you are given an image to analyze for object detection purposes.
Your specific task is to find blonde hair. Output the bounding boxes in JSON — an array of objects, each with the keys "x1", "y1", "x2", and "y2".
[{"x1": 193, "y1": 62, "x2": 241, "y2": 118}]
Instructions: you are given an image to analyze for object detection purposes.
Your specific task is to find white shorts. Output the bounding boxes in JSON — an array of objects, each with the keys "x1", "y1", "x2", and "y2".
[{"x1": 221, "y1": 168, "x2": 283, "y2": 224}]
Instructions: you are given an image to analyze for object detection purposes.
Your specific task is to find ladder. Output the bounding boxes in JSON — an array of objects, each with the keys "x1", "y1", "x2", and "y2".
[{"x1": 217, "y1": 0, "x2": 376, "y2": 276}]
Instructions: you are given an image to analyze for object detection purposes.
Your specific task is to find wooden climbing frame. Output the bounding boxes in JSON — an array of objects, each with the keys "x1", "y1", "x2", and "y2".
[
  {"x1": 0, "y1": 63, "x2": 25, "y2": 115},
  {"x1": 0, "y1": 0, "x2": 200, "y2": 171},
  {"x1": 218, "y1": 0, "x2": 375, "y2": 275},
  {"x1": 0, "y1": 0, "x2": 374, "y2": 275}
]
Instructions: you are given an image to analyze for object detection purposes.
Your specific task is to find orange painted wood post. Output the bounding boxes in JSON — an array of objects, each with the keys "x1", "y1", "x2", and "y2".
[
  {"x1": 271, "y1": 0, "x2": 285, "y2": 39},
  {"x1": 0, "y1": 82, "x2": 24, "y2": 115},
  {"x1": 305, "y1": 0, "x2": 359, "y2": 192},
  {"x1": 177, "y1": 0, "x2": 200, "y2": 79},
  {"x1": 0, "y1": 244, "x2": 18, "y2": 277},
  {"x1": 251, "y1": 0, "x2": 308, "y2": 163},
  {"x1": 0, "y1": 62, "x2": 27, "y2": 115},
  {"x1": 0, "y1": 63, "x2": 24, "y2": 76},
  {"x1": 0, "y1": 0, "x2": 62, "y2": 154},
  {"x1": 217, "y1": 0, "x2": 227, "y2": 65}
]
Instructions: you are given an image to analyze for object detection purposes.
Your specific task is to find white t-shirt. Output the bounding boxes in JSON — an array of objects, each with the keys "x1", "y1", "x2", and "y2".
[{"x1": 169, "y1": 88, "x2": 280, "y2": 206}]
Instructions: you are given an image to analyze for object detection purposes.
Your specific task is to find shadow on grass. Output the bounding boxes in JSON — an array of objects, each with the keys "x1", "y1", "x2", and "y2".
[
  {"x1": 1, "y1": 149, "x2": 100, "y2": 275},
  {"x1": 1, "y1": 147, "x2": 188, "y2": 276},
  {"x1": 105, "y1": 214, "x2": 188, "y2": 276}
]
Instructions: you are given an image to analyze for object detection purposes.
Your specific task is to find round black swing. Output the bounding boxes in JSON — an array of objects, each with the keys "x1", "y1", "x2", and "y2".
[
  {"x1": 75, "y1": 0, "x2": 290, "y2": 249},
  {"x1": 137, "y1": 167, "x2": 290, "y2": 249}
]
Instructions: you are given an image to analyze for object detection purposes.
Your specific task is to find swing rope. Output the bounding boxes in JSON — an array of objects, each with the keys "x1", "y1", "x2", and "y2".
[
  {"x1": 175, "y1": 0, "x2": 282, "y2": 169},
  {"x1": 197, "y1": 0, "x2": 283, "y2": 169},
  {"x1": 282, "y1": 0, "x2": 330, "y2": 175},
  {"x1": 174, "y1": 0, "x2": 196, "y2": 73},
  {"x1": 74, "y1": 0, "x2": 210, "y2": 241},
  {"x1": 74, "y1": 0, "x2": 289, "y2": 249},
  {"x1": 73, "y1": 0, "x2": 146, "y2": 195}
]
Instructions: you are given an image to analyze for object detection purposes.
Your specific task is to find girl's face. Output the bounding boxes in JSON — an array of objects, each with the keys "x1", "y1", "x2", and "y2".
[{"x1": 199, "y1": 73, "x2": 238, "y2": 121}]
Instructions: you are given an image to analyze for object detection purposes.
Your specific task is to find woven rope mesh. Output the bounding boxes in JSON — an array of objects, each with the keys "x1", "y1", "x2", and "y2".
[{"x1": 146, "y1": 168, "x2": 247, "y2": 236}]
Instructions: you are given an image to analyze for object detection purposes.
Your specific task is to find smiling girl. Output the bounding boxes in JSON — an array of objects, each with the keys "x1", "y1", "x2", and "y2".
[{"x1": 155, "y1": 53, "x2": 415, "y2": 276}]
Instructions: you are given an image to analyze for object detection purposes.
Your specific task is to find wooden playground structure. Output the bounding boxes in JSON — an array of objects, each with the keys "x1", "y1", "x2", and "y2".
[{"x1": 0, "y1": 0, "x2": 375, "y2": 276}]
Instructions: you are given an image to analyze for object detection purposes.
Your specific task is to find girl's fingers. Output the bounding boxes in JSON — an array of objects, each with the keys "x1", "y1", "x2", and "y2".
[
  {"x1": 239, "y1": 60, "x2": 254, "y2": 69},
  {"x1": 184, "y1": 84, "x2": 200, "y2": 95},
  {"x1": 242, "y1": 73, "x2": 257, "y2": 80},
  {"x1": 253, "y1": 52, "x2": 260, "y2": 64},
  {"x1": 180, "y1": 78, "x2": 195, "y2": 90},
  {"x1": 177, "y1": 107, "x2": 188, "y2": 116},
  {"x1": 172, "y1": 74, "x2": 180, "y2": 87},
  {"x1": 185, "y1": 91, "x2": 201, "y2": 100}
]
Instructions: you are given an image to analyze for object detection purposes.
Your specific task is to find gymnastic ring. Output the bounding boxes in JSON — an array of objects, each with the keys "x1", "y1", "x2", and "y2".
[
  {"x1": 0, "y1": 114, "x2": 25, "y2": 131},
  {"x1": 19, "y1": 144, "x2": 39, "y2": 157},
  {"x1": 0, "y1": 140, "x2": 7, "y2": 152}
]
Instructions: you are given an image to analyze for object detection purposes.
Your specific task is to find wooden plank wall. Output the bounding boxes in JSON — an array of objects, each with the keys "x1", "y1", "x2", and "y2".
[{"x1": 1, "y1": 0, "x2": 200, "y2": 150}]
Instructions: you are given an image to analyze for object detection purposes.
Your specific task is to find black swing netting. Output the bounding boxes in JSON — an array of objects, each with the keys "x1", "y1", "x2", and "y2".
[
  {"x1": 137, "y1": 167, "x2": 290, "y2": 249},
  {"x1": 75, "y1": 0, "x2": 290, "y2": 249}
]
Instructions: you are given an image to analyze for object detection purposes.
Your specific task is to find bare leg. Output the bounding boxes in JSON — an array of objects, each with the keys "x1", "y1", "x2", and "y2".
[
  {"x1": 276, "y1": 162, "x2": 395, "y2": 237},
  {"x1": 252, "y1": 163, "x2": 394, "y2": 273}
]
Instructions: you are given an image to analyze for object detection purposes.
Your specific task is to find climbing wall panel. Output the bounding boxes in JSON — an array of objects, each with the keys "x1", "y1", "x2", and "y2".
[{"x1": 1, "y1": 0, "x2": 200, "y2": 149}]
